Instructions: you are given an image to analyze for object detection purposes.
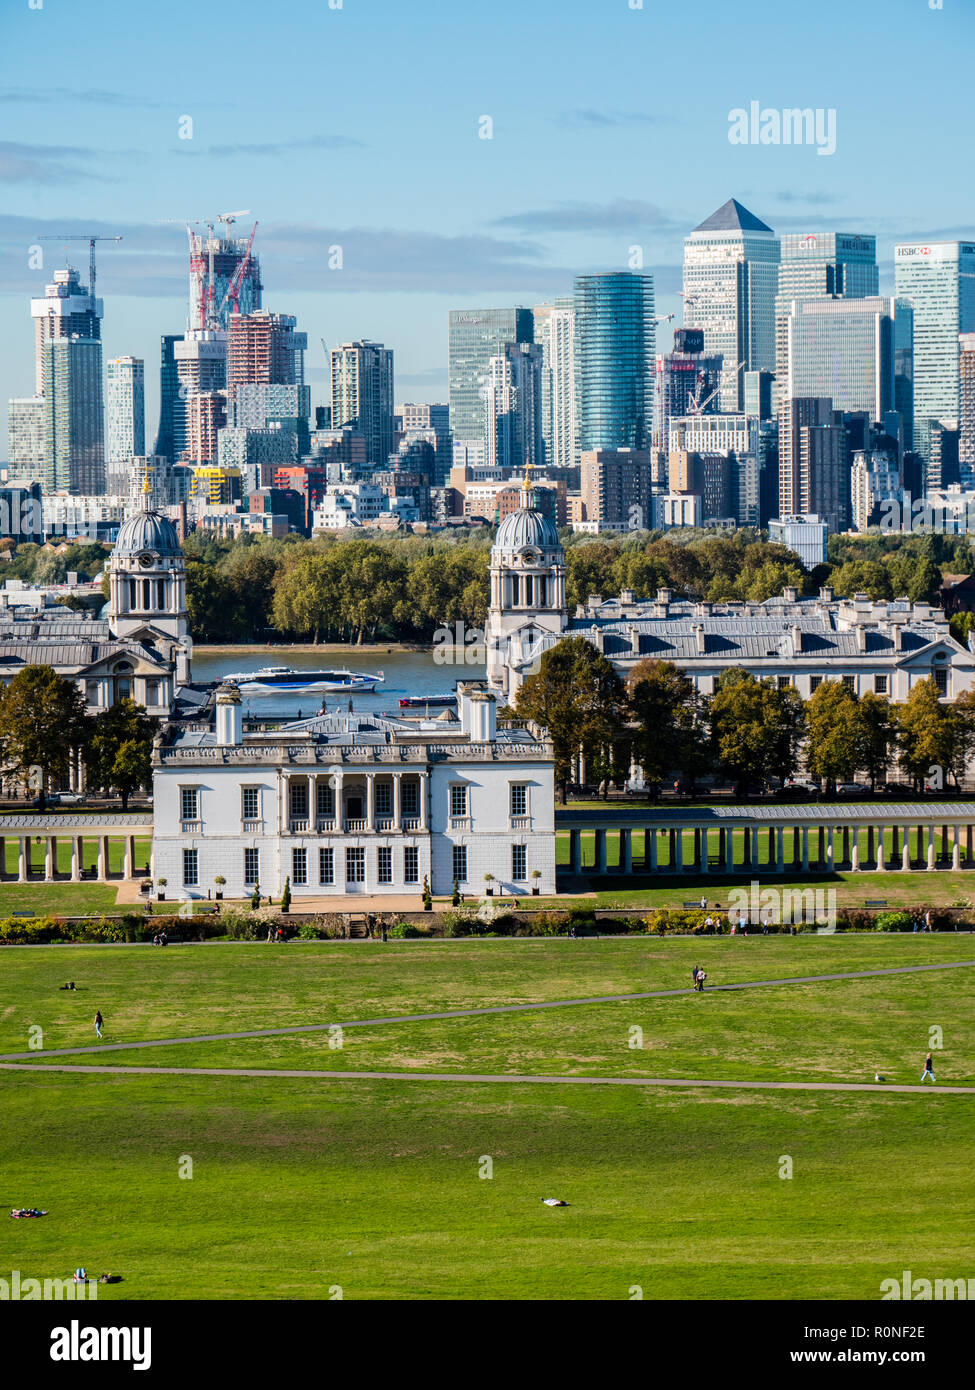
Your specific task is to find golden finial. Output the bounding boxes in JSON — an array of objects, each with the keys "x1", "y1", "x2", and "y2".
[
  {"x1": 142, "y1": 460, "x2": 151, "y2": 502},
  {"x1": 521, "y1": 458, "x2": 537, "y2": 494}
]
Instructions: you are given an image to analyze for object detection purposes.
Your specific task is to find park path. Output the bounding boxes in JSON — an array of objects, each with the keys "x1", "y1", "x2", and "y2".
[
  {"x1": 0, "y1": 1060, "x2": 971, "y2": 1095},
  {"x1": 0, "y1": 958, "x2": 972, "y2": 1064}
]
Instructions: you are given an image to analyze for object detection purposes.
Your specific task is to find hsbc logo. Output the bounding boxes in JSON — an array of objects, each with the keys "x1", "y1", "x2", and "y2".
[{"x1": 896, "y1": 246, "x2": 932, "y2": 257}]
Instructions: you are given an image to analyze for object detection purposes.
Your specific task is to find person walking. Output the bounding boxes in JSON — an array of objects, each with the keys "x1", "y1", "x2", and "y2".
[
  {"x1": 94, "y1": 1011, "x2": 103, "y2": 1039},
  {"x1": 691, "y1": 964, "x2": 699, "y2": 988},
  {"x1": 921, "y1": 1053, "x2": 936, "y2": 1084},
  {"x1": 695, "y1": 969, "x2": 706, "y2": 993}
]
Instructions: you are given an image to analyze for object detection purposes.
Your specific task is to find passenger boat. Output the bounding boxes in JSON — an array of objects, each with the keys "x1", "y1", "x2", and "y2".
[
  {"x1": 222, "y1": 666, "x2": 384, "y2": 695},
  {"x1": 398, "y1": 692, "x2": 457, "y2": 709}
]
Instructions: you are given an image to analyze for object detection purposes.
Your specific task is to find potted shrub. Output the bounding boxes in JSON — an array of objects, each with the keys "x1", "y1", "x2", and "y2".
[
  {"x1": 139, "y1": 879, "x2": 152, "y2": 896},
  {"x1": 250, "y1": 883, "x2": 261, "y2": 911},
  {"x1": 422, "y1": 875, "x2": 432, "y2": 911},
  {"x1": 281, "y1": 875, "x2": 292, "y2": 914},
  {"x1": 214, "y1": 875, "x2": 226, "y2": 901},
  {"x1": 156, "y1": 878, "x2": 167, "y2": 902},
  {"x1": 484, "y1": 873, "x2": 495, "y2": 897},
  {"x1": 451, "y1": 878, "x2": 460, "y2": 907},
  {"x1": 531, "y1": 870, "x2": 541, "y2": 896}
]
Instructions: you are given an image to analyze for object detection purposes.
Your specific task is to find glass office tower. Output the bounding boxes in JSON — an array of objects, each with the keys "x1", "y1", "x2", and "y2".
[
  {"x1": 448, "y1": 307, "x2": 534, "y2": 457},
  {"x1": 574, "y1": 271, "x2": 655, "y2": 452},
  {"x1": 782, "y1": 296, "x2": 911, "y2": 421},
  {"x1": 683, "y1": 199, "x2": 779, "y2": 411},
  {"x1": 894, "y1": 241, "x2": 975, "y2": 469}
]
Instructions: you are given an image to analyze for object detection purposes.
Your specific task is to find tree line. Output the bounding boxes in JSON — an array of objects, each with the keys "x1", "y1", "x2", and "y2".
[
  {"x1": 512, "y1": 637, "x2": 975, "y2": 801},
  {"x1": 0, "y1": 666, "x2": 155, "y2": 808}
]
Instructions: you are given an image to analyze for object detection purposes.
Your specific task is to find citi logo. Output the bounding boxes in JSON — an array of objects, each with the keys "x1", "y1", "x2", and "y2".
[{"x1": 50, "y1": 1320, "x2": 151, "y2": 1372}]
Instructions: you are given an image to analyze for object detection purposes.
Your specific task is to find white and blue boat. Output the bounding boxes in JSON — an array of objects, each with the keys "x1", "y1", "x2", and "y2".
[{"x1": 222, "y1": 666, "x2": 384, "y2": 696}]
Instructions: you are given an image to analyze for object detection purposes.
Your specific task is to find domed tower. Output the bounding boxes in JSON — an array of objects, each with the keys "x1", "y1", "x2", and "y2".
[
  {"x1": 486, "y1": 464, "x2": 567, "y2": 700},
  {"x1": 108, "y1": 479, "x2": 191, "y2": 678}
]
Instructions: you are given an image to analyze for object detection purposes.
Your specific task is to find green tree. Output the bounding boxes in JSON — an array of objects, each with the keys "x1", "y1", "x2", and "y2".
[
  {"x1": 0, "y1": 665, "x2": 90, "y2": 792},
  {"x1": 514, "y1": 636, "x2": 628, "y2": 801},
  {"x1": 86, "y1": 698, "x2": 155, "y2": 810},
  {"x1": 949, "y1": 610, "x2": 975, "y2": 648},
  {"x1": 710, "y1": 669, "x2": 805, "y2": 796},
  {"x1": 896, "y1": 679, "x2": 953, "y2": 789},
  {"x1": 857, "y1": 691, "x2": 897, "y2": 791},
  {"x1": 626, "y1": 659, "x2": 705, "y2": 794},
  {"x1": 828, "y1": 560, "x2": 892, "y2": 601},
  {"x1": 805, "y1": 681, "x2": 862, "y2": 793}
]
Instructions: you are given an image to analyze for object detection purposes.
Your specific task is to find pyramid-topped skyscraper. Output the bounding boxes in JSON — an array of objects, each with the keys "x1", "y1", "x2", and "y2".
[{"x1": 683, "y1": 199, "x2": 779, "y2": 411}]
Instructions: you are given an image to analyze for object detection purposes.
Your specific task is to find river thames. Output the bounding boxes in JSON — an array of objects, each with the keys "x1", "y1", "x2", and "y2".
[{"x1": 191, "y1": 645, "x2": 487, "y2": 718}]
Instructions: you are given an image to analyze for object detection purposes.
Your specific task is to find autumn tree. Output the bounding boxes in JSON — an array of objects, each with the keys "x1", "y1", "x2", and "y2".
[
  {"x1": 0, "y1": 666, "x2": 90, "y2": 793},
  {"x1": 86, "y1": 698, "x2": 156, "y2": 810}
]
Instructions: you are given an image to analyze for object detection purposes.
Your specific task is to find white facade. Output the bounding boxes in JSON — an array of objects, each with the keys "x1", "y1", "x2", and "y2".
[
  {"x1": 106, "y1": 356, "x2": 145, "y2": 465},
  {"x1": 312, "y1": 483, "x2": 385, "y2": 531},
  {"x1": 152, "y1": 684, "x2": 556, "y2": 900}
]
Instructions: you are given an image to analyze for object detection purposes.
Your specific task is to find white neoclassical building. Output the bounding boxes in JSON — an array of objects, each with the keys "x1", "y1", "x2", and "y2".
[
  {"x1": 485, "y1": 479, "x2": 975, "y2": 705},
  {"x1": 151, "y1": 682, "x2": 555, "y2": 900}
]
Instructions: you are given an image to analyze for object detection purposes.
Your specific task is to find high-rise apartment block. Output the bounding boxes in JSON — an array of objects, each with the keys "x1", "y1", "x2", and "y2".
[
  {"x1": 533, "y1": 299, "x2": 577, "y2": 471},
  {"x1": 448, "y1": 308, "x2": 534, "y2": 459},
  {"x1": 574, "y1": 272, "x2": 655, "y2": 452},
  {"x1": 106, "y1": 356, "x2": 145, "y2": 465},
  {"x1": 330, "y1": 340, "x2": 394, "y2": 467}
]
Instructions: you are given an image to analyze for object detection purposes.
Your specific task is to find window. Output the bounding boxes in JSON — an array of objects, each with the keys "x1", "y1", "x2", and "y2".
[
  {"x1": 375, "y1": 782, "x2": 392, "y2": 816},
  {"x1": 777, "y1": 676, "x2": 791, "y2": 691},
  {"x1": 180, "y1": 787, "x2": 198, "y2": 822},
  {"x1": 292, "y1": 847, "x2": 307, "y2": 886},
  {"x1": 319, "y1": 847, "x2": 334, "y2": 885},
  {"x1": 874, "y1": 674, "x2": 888, "y2": 695},
  {"x1": 377, "y1": 846, "x2": 392, "y2": 883},
  {"x1": 242, "y1": 787, "x2": 260, "y2": 821},
  {"x1": 452, "y1": 844, "x2": 468, "y2": 883},
  {"x1": 145, "y1": 679, "x2": 161, "y2": 706},
  {"x1": 182, "y1": 848, "x2": 198, "y2": 886},
  {"x1": 842, "y1": 676, "x2": 855, "y2": 691},
  {"x1": 449, "y1": 784, "x2": 468, "y2": 818},
  {"x1": 809, "y1": 676, "x2": 822, "y2": 693},
  {"x1": 289, "y1": 782, "x2": 309, "y2": 818},
  {"x1": 244, "y1": 848, "x2": 260, "y2": 885},
  {"x1": 510, "y1": 784, "x2": 528, "y2": 816},
  {"x1": 86, "y1": 680, "x2": 99, "y2": 705},
  {"x1": 404, "y1": 845, "x2": 419, "y2": 884},
  {"x1": 934, "y1": 668, "x2": 948, "y2": 696},
  {"x1": 402, "y1": 781, "x2": 419, "y2": 817},
  {"x1": 316, "y1": 783, "x2": 334, "y2": 817},
  {"x1": 511, "y1": 844, "x2": 527, "y2": 880},
  {"x1": 346, "y1": 847, "x2": 365, "y2": 883}
]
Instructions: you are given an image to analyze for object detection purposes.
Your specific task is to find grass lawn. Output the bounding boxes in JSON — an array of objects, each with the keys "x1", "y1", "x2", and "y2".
[
  {"x1": 1, "y1": 938, "x2": 971, "y2": 1300},
  {"x1": 2, "y1": 837, "x2": 151, "y2": 879},
  {"x1": 0, "y1": 883, "x2": 123, "y2": 916},
  {"x1": 541, "y1": 870, "x2": 975, "y2": 911}
]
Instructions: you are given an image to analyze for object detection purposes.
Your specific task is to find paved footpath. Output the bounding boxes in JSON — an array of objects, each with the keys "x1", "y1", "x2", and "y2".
[
  {"x1": 0, "y1": 958, "x2": 972, "y2": 1064},
  {"x1": 0, "y1": 1060, "x2": 971, "y2": 1095}
]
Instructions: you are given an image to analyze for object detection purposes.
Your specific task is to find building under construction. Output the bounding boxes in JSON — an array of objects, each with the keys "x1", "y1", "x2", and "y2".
[{"x1": 187, "y1": 217, "x2": 262, "y2": 332}]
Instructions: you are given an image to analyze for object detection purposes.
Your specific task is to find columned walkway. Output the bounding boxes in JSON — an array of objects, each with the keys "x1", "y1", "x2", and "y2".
[
  {"x1": 0, "y1": 813, "x2": 153, "y2": 883},
  {"x1": 557, "y1": 803, "x2": 975, "y2": 877}
]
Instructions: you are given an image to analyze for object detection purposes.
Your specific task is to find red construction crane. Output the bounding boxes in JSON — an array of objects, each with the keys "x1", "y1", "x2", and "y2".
[{"x1": 219, "y1": 220, "x2": 258, "y2": 321}]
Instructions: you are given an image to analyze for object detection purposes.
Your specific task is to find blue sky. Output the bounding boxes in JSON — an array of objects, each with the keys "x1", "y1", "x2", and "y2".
[{"x1": 1, "y1": 0, "x2": 972, "y2": 454}]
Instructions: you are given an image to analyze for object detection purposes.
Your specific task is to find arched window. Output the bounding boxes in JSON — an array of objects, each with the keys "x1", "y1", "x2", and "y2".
[{"x1": 113, "y1": 660, "x2": 133, "y2": 703}]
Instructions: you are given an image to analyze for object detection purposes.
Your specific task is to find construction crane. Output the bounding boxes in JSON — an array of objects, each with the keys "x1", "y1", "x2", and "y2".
[
  {"x1": 651, "y1": 313, "x2": 675, "y2": 329},
  {"x1": 165, "y1": 211, "x2": 251, "y2": 329},
  {"x1": 217, "y1": 220, "x2": 258, "y2": 321},
  {"x1": 688, "y1": 358, "x2": 745, "y2": 415},
  {"x1": 36, "y1": 233, "x2": 122, "y2": 298}
]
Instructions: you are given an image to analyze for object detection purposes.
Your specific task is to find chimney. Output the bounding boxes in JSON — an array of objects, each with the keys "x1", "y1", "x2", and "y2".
[
  {"x1": 819, "y1": 585, "x2": 834, "y2": 603},
  {"x1": 856, "y1": 625, "x2": 867, "y2": 653},
  {"x1": 469, "y1": 690, "x2": 497, "y2": 743},
  {"x1": 695, "y1": 624, "x2": 706, "y2": 654},
  {"x1": 783, "y1": 585, "x2": 798, "y2": 604},
  {"x1": 215, "y1": 682, "x2": 242, "y2": 747},
  {"x1": 792, "y1": 625, "x2": 802, "y2": 652}
]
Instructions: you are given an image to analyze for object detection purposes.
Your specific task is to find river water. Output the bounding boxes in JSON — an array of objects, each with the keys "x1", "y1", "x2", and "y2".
[{"x1": 191, "y1": 645, "x2": 487, "y2": 719}]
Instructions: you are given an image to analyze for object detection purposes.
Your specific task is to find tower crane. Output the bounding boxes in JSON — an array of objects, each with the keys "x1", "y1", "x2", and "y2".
[
  {"x1": 217, "y1": 220, "x2": 258, "y2": 321},
  {"x1": 36, "y1": 233, "x2": 122, "y2": 298},
  {"x1": 688, "y1": 358, "x2": 745, "y2": 415}
]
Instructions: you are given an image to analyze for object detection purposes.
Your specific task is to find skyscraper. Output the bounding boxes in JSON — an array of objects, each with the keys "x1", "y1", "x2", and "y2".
[
  {"x1": 781, "y1": 297, "x2": 911, "y2": 422},
  {"x1": 42, "y1": 337, "x2": 106, "y2": 494},
  {"x1": 960, "y1": 333, "x2": 975, "y2": 489},
  {"x1": 574, "y1": 271, "x2": 655, "y2": 452},
  {"x1": 448, "y1": 308, "x2": 534, "y2": 458},
  {"x1": 106, "y1": 356, "x2": 146, "y2": 465},
  {"x1": 533, "y1": 299, "x2": 577, "y2": 470},
  {"x1": 187, "y1": 223, "x2": 262, "y2": 333},
  {"x1": 683, "y1": 199, "x2": 779, "y2": 411},
  {"x1": 774, "y1": 233, "x2": 878, "y2": 409},
  {"x1": 226, "y1": 311, "x2": 307, "y2": 404},
  {"x1": 894, "y1": 241, "x2": 975, "y2": 471},
  {"x1": 30, "y1": 266, "x2": 102, "y2": 396},
  {"x1": 484, "y1": 342, "x2": 543, "y2": 470},
  {"x1": 330, "y1": 341, "x2": 394, "y2": 467},
  {"x1": 152, "y1": 333, "x2": 184, "y2": 468},
  {"x1": 778, "y1": 396, "x2": 848, "y2": 534}
]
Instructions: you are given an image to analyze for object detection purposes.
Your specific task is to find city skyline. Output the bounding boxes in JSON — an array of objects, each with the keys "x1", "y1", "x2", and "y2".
[{"x1": 1, "y1": 0, "x2": 973, "y2": 455}]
